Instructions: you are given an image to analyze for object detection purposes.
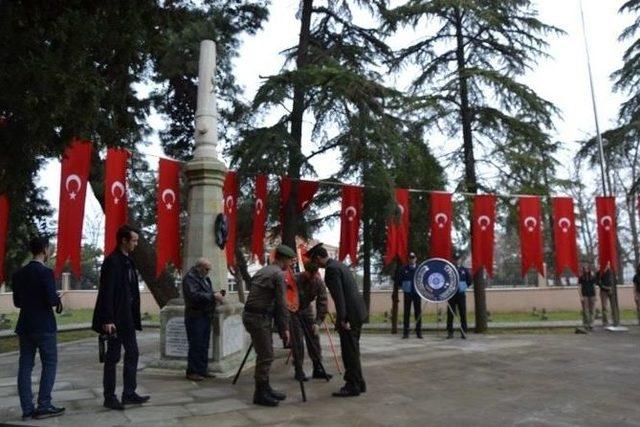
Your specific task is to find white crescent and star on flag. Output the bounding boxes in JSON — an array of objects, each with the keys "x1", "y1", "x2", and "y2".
[
  {"x1": 65, "y1": 174, "x2": 82, "y2": 200},
  {"x1": 110, "y1": 181, "x2": 125, "y2": 205},
  {"x1": 162, "y1": 189, "x2": 176, "y2": 210}
]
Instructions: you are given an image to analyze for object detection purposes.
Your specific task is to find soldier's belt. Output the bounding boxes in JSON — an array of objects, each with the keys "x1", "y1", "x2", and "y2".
[{"x1": 244, "y1": 306, "x2": 274, "y2": 316}]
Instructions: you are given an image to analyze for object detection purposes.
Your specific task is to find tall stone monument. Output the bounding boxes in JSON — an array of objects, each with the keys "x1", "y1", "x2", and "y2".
[{"x1": 155, "y1": 40, "x2": 249, "y2": 376}]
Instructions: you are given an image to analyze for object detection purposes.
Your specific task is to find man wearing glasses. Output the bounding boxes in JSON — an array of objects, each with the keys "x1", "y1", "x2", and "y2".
[{"x1": 182, "y1": 258, "x2": 225, "y2": 381}]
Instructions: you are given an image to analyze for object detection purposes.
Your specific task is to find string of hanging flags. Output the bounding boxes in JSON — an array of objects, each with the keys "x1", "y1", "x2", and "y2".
[{"x1": 0, "y1": 141, "x2": 629, "y2": 282}]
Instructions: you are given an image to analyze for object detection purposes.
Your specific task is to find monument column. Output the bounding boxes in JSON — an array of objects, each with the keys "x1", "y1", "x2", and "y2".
[
  {"x1": 183, "y1": 40, "x2": 227, "y2": 292},
  {"x1": 155, "y1": 40, "x2": 250, "y2": 376}
]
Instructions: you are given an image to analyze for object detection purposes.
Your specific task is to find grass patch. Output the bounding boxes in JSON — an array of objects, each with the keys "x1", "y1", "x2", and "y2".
[
  {"x1": 0, "y1": 330, "x2": 97, "y2": 354},
  {"x1": 1, "y1": 309, "x2": 159, "y2": 328}
]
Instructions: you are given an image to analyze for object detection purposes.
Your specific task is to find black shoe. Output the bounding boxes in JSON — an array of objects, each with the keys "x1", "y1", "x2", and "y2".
[
  {"x1": 21, "y1": 412, "x2": 34, "y2": 420},
  {"x1": 312, "y1": 368, "x2": 333, "y2": 380},
  {"x1": 359, "y1": 381, "x2": 367, "y2": 393},
  {"x1": 253, "y1": 386, "x2": 279, "y2": 407},
  {"x1": 332, "y1": 385, "x2": 360, "y2": 397},
  {"x1": 402, "y1": 334, "x2": 409, "y2": 339},
  {"x1": 33, "y1": 405, "x2": 65, "y2": 419},
  {"x1": 294, "y1": 371, "x2": 309, "y2": 382},
  {"x1": 104, "y1": 397, "x2": 125, "y2": 410},
  {"x1": 460, "y1": 332, "x2": 467, "y2": 339},
  {"x1": 446, "y1": 333, "x2": 454, "y2": 339},
  {"x1": 416, "y1": 332, "x2": 423, "y2": 339},
  {"x1": 266, "y1": 384, "x2": 286, "y2": 401},
  {"x1": 122, "y1": 393, "x2": 150, "y2": 405}
]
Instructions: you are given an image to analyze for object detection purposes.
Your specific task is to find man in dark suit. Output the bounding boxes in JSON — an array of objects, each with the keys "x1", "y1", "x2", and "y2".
[
  {"x1": 447, "y1": 251, "x2": 472, "y2": 339},
  {"x1": 307, "y1": 243, "x2": 367, "y2": 397},
  {"x1": 92, "y1": 225, "x2": 149, "y2": 410},
  {"x1": 12, "y1": 237, "x2": 65, "y2": 420}
]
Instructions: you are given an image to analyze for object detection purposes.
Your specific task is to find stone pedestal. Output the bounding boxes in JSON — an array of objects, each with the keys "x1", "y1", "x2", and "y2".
[{"x1": 153, "y1": 299, "x2": 252, "y2": 377}]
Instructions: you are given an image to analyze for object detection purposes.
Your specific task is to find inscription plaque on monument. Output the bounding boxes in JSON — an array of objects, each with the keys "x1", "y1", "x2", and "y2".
[
  {"x1": 165, "y1": 317, "x2": 189, "y2": 357},
  {"x1": 222, "y1": 314, "x2": 244, "y2": 357}
]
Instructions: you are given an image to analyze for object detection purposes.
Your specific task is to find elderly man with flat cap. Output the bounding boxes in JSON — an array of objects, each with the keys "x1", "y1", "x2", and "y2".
[
  {"x1": 307, "y1": 243, "x2": 367, "y2": 397},
  {"x1": 242, "y1": 244, "x2": 294, "y2": 407}
]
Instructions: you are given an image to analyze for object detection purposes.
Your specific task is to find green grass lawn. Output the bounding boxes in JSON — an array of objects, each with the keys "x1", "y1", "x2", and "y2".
[
  {"x1": 1, "y1": 308, "x2": 159, "y2": 329},
  {"x1": 0, "y1": 330, "x2": 97, "y2": 354}
]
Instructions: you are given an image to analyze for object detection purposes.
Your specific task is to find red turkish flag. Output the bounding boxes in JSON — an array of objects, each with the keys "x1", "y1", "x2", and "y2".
[
  {"x1": 223, "y1": 171, "x2": 238, "y2": 267},
  {"x1": 156, "y1": 158, "x2": 181, "y2": 277},
  {"x1": 518, "y1": 196, "x2": 544, "y2": 276},
  {"x1": 0, "y1": 194, "x2": 9, "y2": 284},
  {"x1": 430, "y1": 192, "x2": 453, "y2": 260},
  {"x1": 339, "y1": 185, "x2": 362, "y2": 264},
  {"x1": 280, "y1": 177, "x2": 319, "y2": 224},
  {"x1": 472, "y1": 194, "x2": 496, "y2": 277},
  {"x1": 104, "y1": 148, "x2": 131, "y2": 255},
  {"x1": 55, "y1": 139, "x2": 93, "y2": 277},
  {"x1": 552, "y1": 197, "x2": 579, "y2": 276},
  {"x1": 385, "y1": 188, "x2": 410, "y2": 265},
  {"x1": 251, "y1": 174, "x2": 268, "y2": 264},
  {"x1": 596, "y1": 196, "x2": 618, "y2": 274}
]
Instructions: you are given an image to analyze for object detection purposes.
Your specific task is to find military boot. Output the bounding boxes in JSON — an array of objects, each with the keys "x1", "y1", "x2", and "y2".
[
  {"x1": 266, "y1": 381, "x2": 286, "y2": 401},
  {"x1": 253, "y1": 381, "x2": 279, "y2": 407}
]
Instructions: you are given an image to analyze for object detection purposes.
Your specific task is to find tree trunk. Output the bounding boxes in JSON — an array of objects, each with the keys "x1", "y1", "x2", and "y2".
[
  {"x1": 362, "y1": 214, "x2": 372, "y2": 323},
  {"x1": 232, "y1": 245, "x2": 251, "y2": 303},
  {"x1": 390, "y1": 260, "x2": 400, "y2": 334},
  {"x1": 283, "y1": 0, "x2": 313, "y2": 249},
  {"x1": 88, "y1": 154, "x2": 177, "y2": 308},
  {"x1": 454, "y1": 7, "x2": 486, "y2": 332}
]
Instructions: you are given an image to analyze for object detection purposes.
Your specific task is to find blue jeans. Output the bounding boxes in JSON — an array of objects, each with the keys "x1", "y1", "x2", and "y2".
[
  {"x1": 185, "y1": 315, "x2": 211, "y2": 376},
  {"x1": 17, "y1": 333, "x2": 57, "y2": 414}
]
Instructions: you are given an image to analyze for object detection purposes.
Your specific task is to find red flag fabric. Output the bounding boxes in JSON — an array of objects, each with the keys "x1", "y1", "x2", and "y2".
[
  {"x1": 518, "y1": 196, "x2": 544, "y2": 276},
  {"x1": 339, "y1": 185, "x2": 362, "y2": 264},
  {"x1": 385, "y1": 188, "x2": 410, "y2": 265},
  {"x1": 0, "y1": 194, "x2": 9, "y2": 284},
  {"x1": 223, "y1": 171, "x2": 238, "y2": 267},
  {"x1": 552, "y1": 197, "x2": 579, "y2": 276},
  {"x1": 596, "y1": 196, "x2": 618, "y2": 274},
  {"x1": 156, "y1": 158, "x2": 181, "y2": 277},
  {"x1": 280, "y1": 177, "x2": 319, "y2": 222},
  {"x1": 104, "y1": 148, "x2": 131, "y2": 255},
  {"x1": 251, "y1": 174, "x2": 268, "y2": 264},
  {"x1": 429, "y1": 192, "x2": 453, "y2": 260},
  {"x1": 472, "y1": 194, "x2": 496, "y2": 277},
  {"x1": 54, "y1": 139, "x2": 93, "y2": 277}
]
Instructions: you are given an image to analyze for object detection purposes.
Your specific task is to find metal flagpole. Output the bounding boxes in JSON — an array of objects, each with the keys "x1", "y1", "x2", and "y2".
[{"x1": 578, "y1": 0, "x2": 624, "y2": 330}]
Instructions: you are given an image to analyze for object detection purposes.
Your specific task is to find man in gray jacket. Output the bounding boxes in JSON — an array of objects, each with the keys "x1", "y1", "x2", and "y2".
[
  {"x1": 307, "y1": 243, "x2": 367, "y2": 397},
  {"x1": 182, "y1": 258, "x2": 224, "y2": 381}
]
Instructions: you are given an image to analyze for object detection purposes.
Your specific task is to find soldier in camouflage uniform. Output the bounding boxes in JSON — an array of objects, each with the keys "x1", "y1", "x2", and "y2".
[
  {"x1": 290, "y1": 261, "x2": 332, "y2": 381},
  {"x1": 242, "y1": 245, "x2": 294, "y2": 407}
]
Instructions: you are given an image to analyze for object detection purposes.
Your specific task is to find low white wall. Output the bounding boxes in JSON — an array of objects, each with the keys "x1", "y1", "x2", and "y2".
[{"x1": 1, "y1": 285, "x2": 637, "y2": 315}]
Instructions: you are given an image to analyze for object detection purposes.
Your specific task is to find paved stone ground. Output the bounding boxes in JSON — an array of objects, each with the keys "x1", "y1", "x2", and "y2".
[{"x1": 0, "y1": 327, "x2": 639, "y2": 427}]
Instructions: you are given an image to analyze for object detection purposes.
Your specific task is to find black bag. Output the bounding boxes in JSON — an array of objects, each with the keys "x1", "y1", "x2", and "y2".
[{"x1": 98, "y1": 333, "x2": 117, "y2": 363}]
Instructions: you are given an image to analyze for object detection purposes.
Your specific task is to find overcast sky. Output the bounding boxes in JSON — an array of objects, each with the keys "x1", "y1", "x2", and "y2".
[{"x1": 37, "y1": 0, "x2": 632, "y2": 248}]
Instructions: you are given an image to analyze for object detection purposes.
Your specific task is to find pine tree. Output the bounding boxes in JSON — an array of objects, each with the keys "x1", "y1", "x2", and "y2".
[{"x1": 382, "y1": 0, "x2": 562, "y2": 331}]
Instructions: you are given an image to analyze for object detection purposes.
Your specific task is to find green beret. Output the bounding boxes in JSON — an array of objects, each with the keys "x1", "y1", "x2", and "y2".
[{"x1": 275, "y1": 244, "x2": 296, "y2": 259}]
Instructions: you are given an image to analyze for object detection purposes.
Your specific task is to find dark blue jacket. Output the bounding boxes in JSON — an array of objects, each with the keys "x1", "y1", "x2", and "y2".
[
  {"x1": 12, "y1": 260, "x2": 60, "y2": 334},
  {"x1": 398, "y1": 264, "x2": 418, "y2": 294},
  {"x1": 456, "y1": 265, "x2": 473, "y2": 294}
]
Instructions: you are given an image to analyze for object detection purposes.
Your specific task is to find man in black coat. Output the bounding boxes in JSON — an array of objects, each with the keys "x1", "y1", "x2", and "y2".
[
  {"x1": 92, "y1": 225, "x2": 149, "y2": 410},
  {"x1": 307, "y1": 243, "x2": 367, "y2": 397},
  {"x1": 12, "y1": 237, "x2": 65, "y2": 420}
]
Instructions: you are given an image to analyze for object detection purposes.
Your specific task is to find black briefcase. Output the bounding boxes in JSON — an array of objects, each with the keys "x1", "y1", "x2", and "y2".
[{"x1": 98, "y1": 333, "x2": 117, "y2": 363}]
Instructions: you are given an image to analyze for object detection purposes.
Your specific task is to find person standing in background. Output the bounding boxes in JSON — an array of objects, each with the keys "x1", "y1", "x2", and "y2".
[
  {"x1": 633, "y1": 263, "x2": 640, "y2": 326},
  {"x1": 399, "y1": 252, "x2": 422, "y2": 339},
  {"x1": 447, "y1": 252, "x2": 472, "y2": 339},
  {"x1": 597, "y1": 261, "x2": 615, "y2": 327},
  {"x1": 578, "y1": 264, "x2": 597, "y2": 330}
]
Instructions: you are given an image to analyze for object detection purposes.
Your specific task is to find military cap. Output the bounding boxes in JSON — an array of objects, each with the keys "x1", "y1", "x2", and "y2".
[
  {"x1": 275, "y1": 244, "x2": 296, "y2": 258},
  {"x1": 305, "y1": 242, "x2": 327, "y2": 259}
]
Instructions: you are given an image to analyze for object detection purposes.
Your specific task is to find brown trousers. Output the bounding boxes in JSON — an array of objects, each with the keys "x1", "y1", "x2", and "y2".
[
  {"x1": 242, "y1": 312, "x2": 273, "y2": 384},
  {"x1": 580, "y1": 296, "x2": 596, "y2": 328}
]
